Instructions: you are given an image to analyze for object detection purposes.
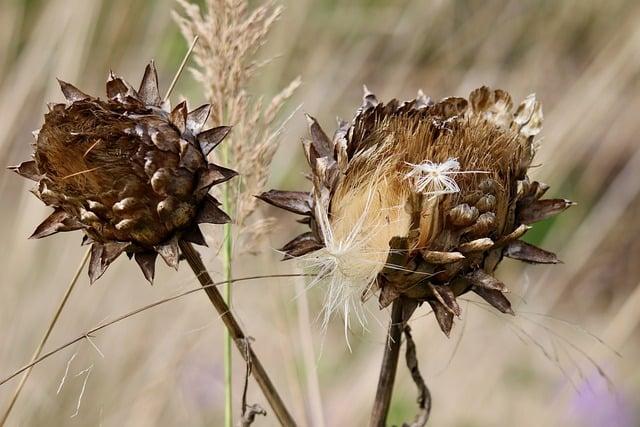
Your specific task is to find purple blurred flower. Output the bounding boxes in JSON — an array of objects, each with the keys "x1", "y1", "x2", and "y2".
[{"x1": 567, "y1": 372, "x2": 636, "y2": 427}]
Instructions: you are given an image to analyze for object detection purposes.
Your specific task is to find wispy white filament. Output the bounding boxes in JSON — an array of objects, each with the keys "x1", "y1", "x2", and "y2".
[
  {"x1": 296, "y1": 187, "x2": 382, "y2": 350},
  {"x1": 405, "y1": 158, "x2": 461, "y2": 196},
  {"x1": 405, "y1": 157, "x2": 488, "y2": 198}
]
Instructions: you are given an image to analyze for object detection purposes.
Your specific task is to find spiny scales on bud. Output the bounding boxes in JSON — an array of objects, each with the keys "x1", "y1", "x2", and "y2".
[
  {"x1": 259, "y1": 86, "x2": 574, "y2": 337},
  {"x1": 10, "y1": 61, "x2": 237, "y2": 284}
]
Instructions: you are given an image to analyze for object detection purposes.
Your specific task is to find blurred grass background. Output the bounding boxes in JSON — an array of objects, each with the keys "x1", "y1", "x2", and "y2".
[{"x1": 1, "y1": 0, "x2": 640, "y2": 425}]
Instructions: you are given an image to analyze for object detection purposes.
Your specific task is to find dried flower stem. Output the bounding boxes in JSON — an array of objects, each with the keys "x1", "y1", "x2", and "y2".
[
  {"x1": 0, "y1": 248, "x2": 90, "y2": 426},
  {"x1": 179, "y1": 241, "x2": 296, "y2": 426},
  {"x1": 370, "y1": 298, "x2": 405, "y2": 427}
]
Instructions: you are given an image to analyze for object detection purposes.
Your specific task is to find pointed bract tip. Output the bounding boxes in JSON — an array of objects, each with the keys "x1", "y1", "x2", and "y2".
[
  {"x1": 138, "y1": 60, "x2": 161, "y2": 105},
  {"x1": 9, "y1": 160, "x2": 40, "y2": 181},
  {"x1": 187, "y1": 104, "x2": 212, "y2": 134},
  {"x1": 57, "y1": 78, "x2": 90, "y2": 103},
  {"x1": 198, "y1": 126, "x2": 232, "y2": 156},
  {"x1": 135, "y1": 252, "x2": 157, "y2": 284},
  {"x1": 304, "y1": 112, "x2": 315, "y2": 125}
]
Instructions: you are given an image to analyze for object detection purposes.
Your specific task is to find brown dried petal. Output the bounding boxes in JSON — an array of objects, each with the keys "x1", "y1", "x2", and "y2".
[
  {"x1": 459, "y1": 237, "x2": 494, "y2": 253},
  {"x1": 476, "y1": 194, "x2": 496, "y2": 213},
  {"x1": 106, "y1": 73, "x2": 129, "y2": 99},
  {"x1": 197, "y1": 164, "x2": 237, "y2": 190},
  {"x1": 469, "y1": 86, "x2": 493, "y2": 113},
  {"x1": 494, "y1": 224, "x2": 531, "y2": 246},
  {"x1": 379, "y1": 284, "x2": 401, "y2": 308},
  {"x1": 57, "y1": 79, "x2": 90, "y2": 102},
  {"x1": 182, "y1": 226, "x2": 207, "y2": 247},
  {"x1": 472, "y1": 287, "x2": 514, "y2": 315},
  {"x1": 103, "y1": 241, "x2": 129, "y2": 265},
  {"x1": 432, "y1": 96, "x2": 468, "y2": 118},
  {"x1": 138, "y1": 61, "x2": 161, "y2": 106},
  {"x1": 466, "y1": 212, "x2": 496, "y2": 238},
  {"x1": 431, "y1": 284, "x2": 461, "y2": 317},
  {"x1": 421, "y1": 250, "x2": 465, "y2": 264},
  {"x1": 179, "y1": 139, "x2": 205, "y2": 172},
  {"x1": 478, "y1": 178, "x2": 497, "y2": 195},
  {"x1": 504, "y1": 240, "x2": 560, "y2": 264},
  {"x1": 187, "y1": 104, "x2": 211, "y2": 134},
  {"x1": 257, "y1": 190, "x2": 312, "y2": 216},
  {"x1": 466, "y1": 269, "x2": 507, "y2": 292},
  {"x1": 170, "y1": 101, "x2": 188, "y2": 133},
  {"x1": 448, "y1": 204, "x2": 479, "y2": 227},
  {"x1": 135, "y1": 252, "x2": 157, "y2": 283},
  {"x1": 89, "y1": 244, "x2": 107, "y2": 284},
  {"x1": 518, "y1": 199, "x2": 575, "y2": 224},
  {"x1": 427, "y1": 299, "x2": 454, "y2": 337},
  {"x1": 196, "y1": 195, "x2": 231, "y2": 224},
  {"x1": 281, "y1": 232, "x2": 324, "y2": 259},
  {"x1": 305, "y1": 114, "x2": 333, "y2": 158},
  {"x1": 198, "y1": 126, "x2": 231, "y2": 157},
  {"x1": 150, "y1": 128, "x2": 180, "y2": 153},
  {"x1": 8, "y1": 160, "x2": 40, "y2": 181},
  {"x1": 155, "y1": 235, "x2": 180, "y2": 270},
  {"x1": 30, "y1": 209, "x2": 84, "y2": 239}
]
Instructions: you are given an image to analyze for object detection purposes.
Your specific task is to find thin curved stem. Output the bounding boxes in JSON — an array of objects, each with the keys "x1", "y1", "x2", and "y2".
[
  {"x1": 0, "y1": 272, "x2": 308, "y2": 389},
  {"x1": 0, "y1": 248, "x2": 90, "y2": 427}
]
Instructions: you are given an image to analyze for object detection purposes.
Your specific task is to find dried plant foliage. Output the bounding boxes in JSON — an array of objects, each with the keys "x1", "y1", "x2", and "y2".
[
  {"x1": 173, "y1": 0, "x2": 301, "y2": 253},
  {"x1": 260, "y1": 86, "x2": 574, "y2": 336},
  {"x1": 10, "y1": 62, "x2": 236, "y2": 283}
]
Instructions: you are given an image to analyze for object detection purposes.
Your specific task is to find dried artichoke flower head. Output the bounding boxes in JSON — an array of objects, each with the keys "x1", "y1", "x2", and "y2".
[
  {"x1": 259, "y1": 86, "x2": 574, "y2": 336},
  {"x1": 10, "y1": 62, "x2": 237, "y2": 283}
]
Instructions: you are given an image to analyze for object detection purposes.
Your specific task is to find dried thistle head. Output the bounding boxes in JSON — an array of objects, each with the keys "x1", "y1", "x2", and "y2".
[
  {"x1": 259, "y1": 86, "x2": 574, "y2": 336},
  {"x1": 10, "y1": 62, "x2": 236, "y2": 283}
]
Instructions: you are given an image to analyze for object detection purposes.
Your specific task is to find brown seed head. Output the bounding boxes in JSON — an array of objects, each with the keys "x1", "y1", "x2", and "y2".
[
  {"x1": 259, "y1": 86, "x2": 573, "y2": 336},
  {"x1": 10, "y1": 62, "x2": 237, "y2": 283}
]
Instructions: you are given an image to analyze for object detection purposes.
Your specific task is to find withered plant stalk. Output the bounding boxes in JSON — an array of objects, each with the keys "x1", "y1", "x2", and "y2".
[
  {"x1": 174, "y1": 1, "x2": 301, "y2": 424},
  {"x1": 179, "y1": 241, "x2": 296, "y2": 426},
  {"x1": 370, "y1": 298, "x2": 405, "y2": 427}
]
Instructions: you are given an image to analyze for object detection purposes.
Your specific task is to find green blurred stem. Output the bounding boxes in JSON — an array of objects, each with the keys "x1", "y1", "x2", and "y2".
[{"x1": 222, "y1": 145, "x2": 233, "y2": 427}]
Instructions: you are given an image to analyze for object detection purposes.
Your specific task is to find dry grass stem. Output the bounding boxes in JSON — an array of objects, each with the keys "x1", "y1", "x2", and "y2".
[
  {"x1": 0, "y1": 248, "x2": 90, "y2": 427},
  {"x1": 0, "y1": 272, "x2": 308, "y2": 388}
]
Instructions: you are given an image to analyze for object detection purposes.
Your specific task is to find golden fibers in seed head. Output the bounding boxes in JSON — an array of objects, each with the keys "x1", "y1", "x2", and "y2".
[
  {"x1": 10, "y1": 62, "x2": 237, "y2": 284},
  {"x1": 259, "y1": 86, "x2": 574, "y2": 337}
]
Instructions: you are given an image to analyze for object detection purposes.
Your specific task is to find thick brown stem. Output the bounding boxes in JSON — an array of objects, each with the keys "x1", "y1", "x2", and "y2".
[
  {"x1": 179, "y1": 241, "x2": 296, "y2": 427},
  {"x1": 369, "y1": 298, "x2": 405, "y2": 427}
]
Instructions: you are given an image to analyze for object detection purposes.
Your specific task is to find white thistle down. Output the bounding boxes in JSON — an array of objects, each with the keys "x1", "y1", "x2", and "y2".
[
  {"x1": 405, "y1": 157, "x2": 488, "y2": 197},
  {"x1": 296, "y1": 187, "x2": 383, "y2": 350},
  {"x1": 405, "y1": 158, "x2": 461, "y2": 197}
]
